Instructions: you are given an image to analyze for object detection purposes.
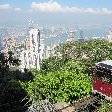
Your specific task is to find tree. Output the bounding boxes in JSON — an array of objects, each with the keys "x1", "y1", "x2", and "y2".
[
  {"x1": 55, "y1": 39, "x2": 112, "y2": 75},
  {"x1": 0, "y1": 51, "x2": 30, "y2": 112},
  {"x1": 0, "y1": 51, "x2": 20, "y2": 78},
  {"x1": 40, "y1": 56, "x2": 66, "y2": 73},
  {"x1": 21, "y1": 60, "x2": 91, "y2": 104}
]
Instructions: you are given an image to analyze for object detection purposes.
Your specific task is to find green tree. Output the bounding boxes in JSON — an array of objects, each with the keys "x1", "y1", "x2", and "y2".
[
  {"x1": 0, "y1": 51, "x2": 30, "y2": 112},
  {"x1": 40, "y1": 56, "x2": 66, "y2": 73},
  {"x1": 21, "y1": 61, "x2": 91, "y2": 104},
  {"x1": 55, "y1": 39, "x2": 112, "y2": 75}
]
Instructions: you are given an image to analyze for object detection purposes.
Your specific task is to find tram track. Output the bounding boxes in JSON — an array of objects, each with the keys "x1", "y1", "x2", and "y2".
[{"x1": 54, "y1": 95, "x2": 101, "y2": 112}]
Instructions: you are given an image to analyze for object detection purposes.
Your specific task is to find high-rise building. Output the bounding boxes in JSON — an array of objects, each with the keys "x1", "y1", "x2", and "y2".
[
  {"x1": 69, "y1": 31, "x2": 75, "y2": 39},
  {"x1": 29, "y1": 20, "x2": 34, "y2": 29},
  {"x1": 106, "y1": 29, "x2": 112, "y2": 42},
  {"x1": 0, "y1": 28, "x2": 9, "y2": 51},
  {"x1": 24, "y1": 39, "x2": 30, "y2": 50},
  {"x1": 0, "y1": 36, "x2": 2, "y2": 51},
  {"x1": 66, "y1": 30, "x2": 75, "y2": 42},
  {"x1": 80, "y1": 30, "x2": 83, "y2": 39},
  {"x1": 78, "y1": 30, "x2": 85, "y2": 42},
  {"x1": 20, "y1": 28, "x2": 45, "y2": 70}
]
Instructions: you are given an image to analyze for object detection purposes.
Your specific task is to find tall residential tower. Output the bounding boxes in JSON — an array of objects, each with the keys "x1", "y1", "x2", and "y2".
[{"x1": 20, "y1": 27, "x2": 45, "y2": 70}]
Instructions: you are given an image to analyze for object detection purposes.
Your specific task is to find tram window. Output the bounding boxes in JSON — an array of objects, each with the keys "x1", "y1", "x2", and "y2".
[
  {"x1": 96, "y1": 66, "x2": 111, "y2": 84},
  {"x1": 110, "y1": 73, "x2": 112, "y2": 83}
]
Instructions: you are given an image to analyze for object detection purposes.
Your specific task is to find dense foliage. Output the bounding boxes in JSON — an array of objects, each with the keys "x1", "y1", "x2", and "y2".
[
  {"x1": 40, "y1": 56, "x2": 66, "y2": 73},
  {"x1": 0, "y1": 52, "x2": 33, "y2": 112},
  {"x1": 21, "y1": 61, "x2": 91, "y2": 103},
  {"x1": 55, "y1": 40, "x2": 112, "y2": 75},
  {"x1": 96, "y1": 100, "x2": 112, "y2": 112}
]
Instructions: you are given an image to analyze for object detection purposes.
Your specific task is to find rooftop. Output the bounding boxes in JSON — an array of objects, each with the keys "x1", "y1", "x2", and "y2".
[{"x1": 96, "y1": 60, "x2": 112, "y2": 70}]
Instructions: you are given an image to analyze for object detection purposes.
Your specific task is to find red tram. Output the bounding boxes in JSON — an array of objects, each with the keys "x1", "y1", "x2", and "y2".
[{"x1": 92, "y1": 60, "x2": 112, "y2": 101}]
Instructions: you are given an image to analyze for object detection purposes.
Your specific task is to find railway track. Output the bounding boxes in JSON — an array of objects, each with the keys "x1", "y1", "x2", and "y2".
[{"x1": 54, "y1": 95, "x2": 101, "y2": 112}]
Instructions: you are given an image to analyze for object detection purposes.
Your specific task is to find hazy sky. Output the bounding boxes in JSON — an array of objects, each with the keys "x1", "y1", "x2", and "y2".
[{"x1": 0, "y1": 0, "x2": 112, "y2": 26}]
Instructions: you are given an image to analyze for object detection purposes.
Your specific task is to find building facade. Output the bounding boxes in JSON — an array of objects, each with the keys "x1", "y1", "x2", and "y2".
[
  {"x1": 106, "y1": 29, "x2": 112, "y2": 42},
  {"x1": 20, "y1": 28, "x2": 45, "y2": 71}
]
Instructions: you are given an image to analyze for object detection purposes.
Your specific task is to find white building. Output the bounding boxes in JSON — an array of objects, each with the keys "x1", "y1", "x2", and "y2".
[
  {"x1": 106, "y1": 29, "x2": 112, "y2": 42},
  {"x1": 20, "y1": 28, "x2": 45, "y2": 71},
  {"x1": 44, "y1": 44, "x2": 56, "y2": 59},
  {"x1": 92, "y1": 36, "x2": 101, "y2": 40}
]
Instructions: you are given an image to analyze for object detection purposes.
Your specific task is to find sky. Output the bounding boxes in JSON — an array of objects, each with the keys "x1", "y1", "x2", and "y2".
[{"x1": 0, "y1": 0, "x2": 112, "y2": 26}]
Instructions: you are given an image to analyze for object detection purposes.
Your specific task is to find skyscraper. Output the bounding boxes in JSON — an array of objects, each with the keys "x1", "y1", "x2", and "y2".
[
  {"x1": 0, "y1": 36, "x2": 2, "y2": 51},
  {"x1": 106, "y1": 29, "x2": 112, "y2": 42},
  {"x1": 78, "y1": 30, "x2": 84, "y2": 42},
  {"x1": 20, "y1": 27, "x2": 45, "y2": 71}
]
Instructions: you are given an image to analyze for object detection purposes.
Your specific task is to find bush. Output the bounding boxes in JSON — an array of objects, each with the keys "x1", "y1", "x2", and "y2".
[{"x1": 21, "y1": 61, "x2": 91, "y2": 104}]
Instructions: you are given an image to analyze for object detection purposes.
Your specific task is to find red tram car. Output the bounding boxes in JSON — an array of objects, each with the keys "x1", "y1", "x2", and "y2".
[{"x1": 92, "y1": 60, "x2": 112, "y2": 101}]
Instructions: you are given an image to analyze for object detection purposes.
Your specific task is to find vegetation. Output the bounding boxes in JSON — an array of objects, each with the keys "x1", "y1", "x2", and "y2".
[
  {"x1": 0, "y1": 51, "x2": 33, "y2": 111},
  {"x1": 96, "y1": 100, "x2": 112, "y2": 112},
  {"x1": 21, "y1": 61, "x2": 91, "y2": 103},
  {"x1": 1, "y1": 39, "x2": 112, "y2": 111},
  {"x1": 55, "y1": 40, "x2": 112, "y2": 75}
]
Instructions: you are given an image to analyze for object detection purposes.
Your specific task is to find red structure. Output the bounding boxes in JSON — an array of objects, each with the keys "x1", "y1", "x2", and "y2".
[{"x1": 92, "y1": 60, "x2": 112, "y2": 101}]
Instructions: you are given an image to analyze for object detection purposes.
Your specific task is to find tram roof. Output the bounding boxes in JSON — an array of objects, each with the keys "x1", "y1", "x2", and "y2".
[{"x1": 96, "y1": 60, "x2": 112, "y2": 70}]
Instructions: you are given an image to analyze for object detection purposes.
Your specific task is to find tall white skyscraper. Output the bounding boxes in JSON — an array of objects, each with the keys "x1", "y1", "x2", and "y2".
[
  {"x1": 107, "y1": 29, "x2": 112, "y2": 42},
  {"x1": 20, "y1": 28, "x2": 45, "y2": 70}
]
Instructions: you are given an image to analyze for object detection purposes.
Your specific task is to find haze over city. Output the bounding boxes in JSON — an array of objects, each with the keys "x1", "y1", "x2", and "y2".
[{"x1": 0, "y1": 0, "x2": 112, "y2": 26}]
